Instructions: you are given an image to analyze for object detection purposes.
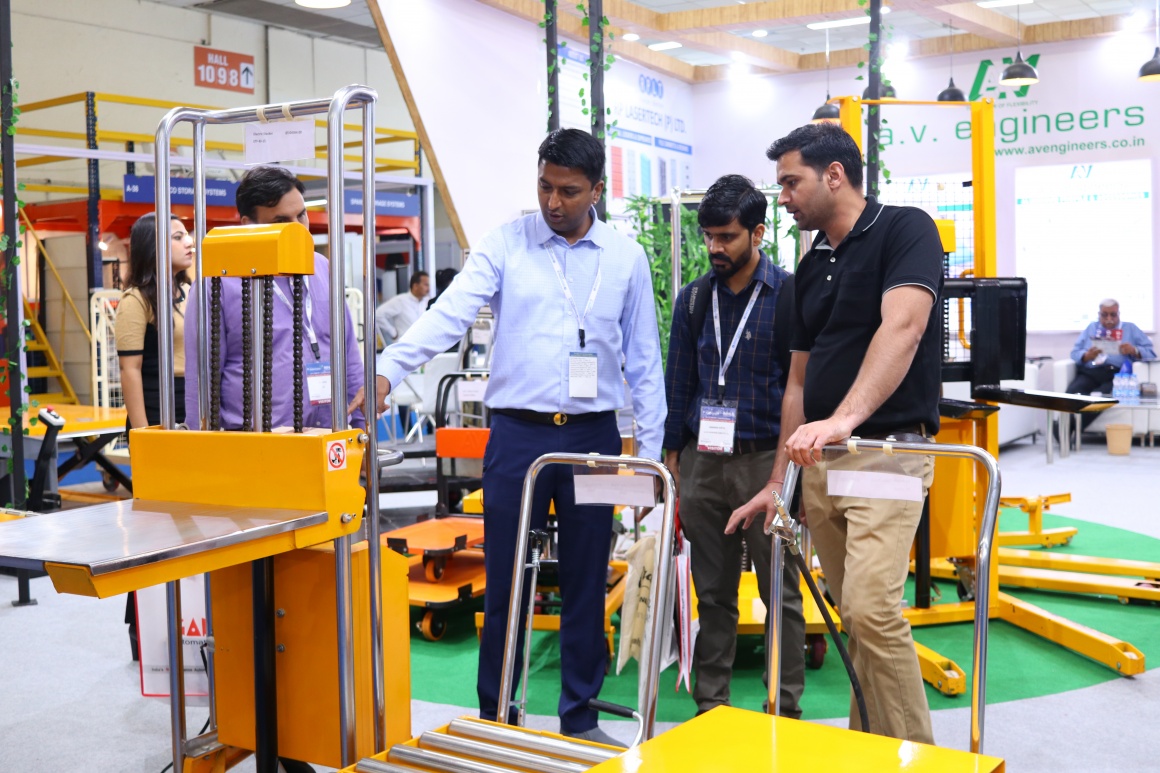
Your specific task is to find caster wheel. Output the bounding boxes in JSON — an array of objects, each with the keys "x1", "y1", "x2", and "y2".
[
  {"x1": 1118, "y1": 596, "x2": 1130, "y2": 606},
  {"x1": 424, "y1": 556, "x2": 446, "y2": 582},
  {"x1": 418, "y1": 611, "x2": 446, "y2": 641},
  {"x1": 805, "y1": 634, "x2": 827, "y2": 670},
  {"x1": 956, "y1": 579, "x2": 975, "y2": 602},
  {"x1": 101, "y1": 471, "x2": 119, "y2": 492}
]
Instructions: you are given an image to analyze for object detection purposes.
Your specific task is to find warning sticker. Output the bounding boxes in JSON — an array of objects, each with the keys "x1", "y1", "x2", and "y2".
[{"x1": 327, "y1": 440, "x2": 347, "y2": 471}]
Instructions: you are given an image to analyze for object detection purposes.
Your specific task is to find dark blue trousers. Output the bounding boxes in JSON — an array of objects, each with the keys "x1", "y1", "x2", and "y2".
[{"x1": 477, "y1": 412, "x2": 621, "y2": 733}]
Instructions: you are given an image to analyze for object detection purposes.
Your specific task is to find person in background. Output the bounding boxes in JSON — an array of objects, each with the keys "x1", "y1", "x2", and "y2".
[
  {"x1": 428, "y1": 267, "x2": 459, "y2": 310},
  {"x1": 1067, "y1": 298, "x2": 1155, "y2": 395},
  {"x1": 114, "y1": 212, "x2": 194, "y2": 662},
  {"x1": 662, "y1": 174, "x2": 804, "y2": 718},
  {"x1": 184, "y1": 165, "x2": 364, "y2": 431},
  {"x1": 375, "y1": 270, "x2": 429, "y2": 346}
]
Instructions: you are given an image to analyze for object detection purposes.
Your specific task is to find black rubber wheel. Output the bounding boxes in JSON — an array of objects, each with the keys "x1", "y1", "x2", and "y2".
[
  {"x1": 805, "y1": 634, "x2": 827, "y2": 670},
  {"x1": 101, "y1": 471, "x2": 119, "y2": 492}
]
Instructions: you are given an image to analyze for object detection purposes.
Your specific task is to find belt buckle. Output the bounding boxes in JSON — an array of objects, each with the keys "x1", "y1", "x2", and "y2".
[{"x1": 553, "y1": 412, "x2": 567, "y2": 426}]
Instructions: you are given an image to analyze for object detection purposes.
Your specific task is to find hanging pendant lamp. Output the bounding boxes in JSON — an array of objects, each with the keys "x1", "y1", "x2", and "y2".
[
  {"x1": 1000, "y1": 3, "x2": 1038, "y2": 86},
  {"x1": 1140, "y1": 0, "x2": 1160, "y2": 81},
  {"x1": 938, "y1": 23, "x2": 966, "y2": 101},
  {"x1": 812, "y1": 29, "x2": 841, "y2": 122}
]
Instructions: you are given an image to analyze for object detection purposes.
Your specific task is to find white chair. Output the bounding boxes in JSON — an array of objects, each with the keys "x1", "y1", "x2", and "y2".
[{"x1": 1052, "y1": 359, "x2": 1150, "y2": 440}]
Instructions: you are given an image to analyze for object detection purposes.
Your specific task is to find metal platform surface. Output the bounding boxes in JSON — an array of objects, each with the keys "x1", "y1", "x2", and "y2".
[{"x1": 0, "y1": 499, "x2": 327, "y2": 574}]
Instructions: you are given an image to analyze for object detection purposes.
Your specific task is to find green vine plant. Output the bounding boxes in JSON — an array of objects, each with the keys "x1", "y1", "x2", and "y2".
[
  {"x1": 625, "y1": 194, "x2": 797, "y2": 359},
  {"x1": 0, "y1": 74, "x2": 35, "y2": 505},
  {"x1": 854, "y1": 0, "x2": 894, "y2": 195}
]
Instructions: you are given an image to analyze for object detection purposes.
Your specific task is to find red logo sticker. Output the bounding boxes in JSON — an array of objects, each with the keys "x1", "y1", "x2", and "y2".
[{"x1": 327, "y1": 440, "x2": 347, "y2": 471}]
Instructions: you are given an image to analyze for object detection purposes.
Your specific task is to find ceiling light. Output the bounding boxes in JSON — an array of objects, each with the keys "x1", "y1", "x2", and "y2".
[
  {"x1": 648, "y1": 41, "x2": 682, "y2": 51},
  {"x1": 294, "y1": 0, "x2": 351, "y2": 8},
  {"x1": 807, "y1": 8, "x2": 889, "y2": 31},
  {"x1": 752, "y1": 29, "x2": 768, "y2": 38},
  {"x1": 938, "y1": 22, "x2": 966, "y2": 101},
  {"x1": 622, "y1": 33, "x2": 640, "y2": 41},
  {"x1": 976, "y1": 0, "x2": 1031, "y2": 8},
  {"x1": 812, "y1": 29, "x2": 840, "y2": 123},
  {"x1": 1122, "y1": 9, "x2": 1150, "y2": 32},
  {"x1": 98, "y1": 241, "x2": 109, "y2": 251},
  {"x1": 1000, "y1": 1, "x2": 1039, "y2": 86},
  {"x1": 1141, "y1": 0, "x2": 1160, "y2": 81}
]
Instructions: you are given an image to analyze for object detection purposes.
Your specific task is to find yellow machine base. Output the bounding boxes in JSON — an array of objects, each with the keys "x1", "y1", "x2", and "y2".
[{"x1": 589, "y1": 706, "x2": 1004, "y2": 772}]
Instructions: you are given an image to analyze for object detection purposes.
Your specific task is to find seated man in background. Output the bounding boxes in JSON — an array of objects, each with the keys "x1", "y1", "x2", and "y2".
[
  {"x1": 375, "y1": 270, "x2": 429, "y2": 347},
  {"x1": 1066, "y1": 298, "x2": 1155, "y2": 395}
]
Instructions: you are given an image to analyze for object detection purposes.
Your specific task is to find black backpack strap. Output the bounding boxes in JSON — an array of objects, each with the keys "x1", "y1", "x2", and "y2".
[{"x1": 686, "y1": 273, "x2": 713, "y2": 345}]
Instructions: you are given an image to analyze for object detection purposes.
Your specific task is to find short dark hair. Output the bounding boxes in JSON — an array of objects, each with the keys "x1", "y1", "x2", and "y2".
[
  {"x1": 537, "y1": 129, "x2": 605, "y2": 186},
  {"x1": 409, "y1": 271, "x2": 429, "y2": 289},
  {"x1": 236, "y1": 165, "x2": 305, "y2": 220},
  {"x1": 697, "y1": 174, "x2": 767, "y2": 233},
  {"x1": 766, "y1": 123, "x2": 864, "y2": 189}
]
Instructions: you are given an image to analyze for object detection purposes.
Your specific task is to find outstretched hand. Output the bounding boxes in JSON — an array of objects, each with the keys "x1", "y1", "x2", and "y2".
[
  {"x1": 725, "y1": 480, "x2": 783, "y2": 536},
  {"x1": 346, "y1": 375, "x2": 392, "y2": 418}
]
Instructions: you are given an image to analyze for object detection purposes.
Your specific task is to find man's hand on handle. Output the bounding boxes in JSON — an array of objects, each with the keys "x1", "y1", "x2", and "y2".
[
  {"x1": 783, "y1": 417, "x2": 854, "y2": 468},
  {"x1": 725, "y1": 478, "x2": 784, "y2": 535},
  {"x1": 346, "y1": 375, "x2": 392, "y2": 418}
]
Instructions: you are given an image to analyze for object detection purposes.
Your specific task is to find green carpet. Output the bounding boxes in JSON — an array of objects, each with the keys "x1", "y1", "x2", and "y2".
[{"x1": 409, "y1": 508, "x2": 1160, "y2": 722}]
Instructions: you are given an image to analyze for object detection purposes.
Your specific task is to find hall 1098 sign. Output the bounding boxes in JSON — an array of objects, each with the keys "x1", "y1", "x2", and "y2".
[{"x1": 194, "y1": 46, "x2": 256, "y2": 94}]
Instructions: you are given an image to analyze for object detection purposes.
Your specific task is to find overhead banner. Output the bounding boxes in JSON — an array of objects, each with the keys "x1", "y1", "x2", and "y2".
[
  {"x1": 124, "y1": 175, "x2": 239, "y2": 208},
  {"x1": 343, "y1": 189, "x2": 421, "y2": 217}
]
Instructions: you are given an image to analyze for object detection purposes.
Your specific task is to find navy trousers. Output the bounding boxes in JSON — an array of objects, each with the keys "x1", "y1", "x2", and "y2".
[{"x1": 476, "y1": 412, "x2": 621, "y2": 734}]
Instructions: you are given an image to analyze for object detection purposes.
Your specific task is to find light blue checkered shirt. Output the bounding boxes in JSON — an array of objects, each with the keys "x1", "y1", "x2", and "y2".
[{"x1": 375, "y1": 209, "x2": 666, "y2": 460}]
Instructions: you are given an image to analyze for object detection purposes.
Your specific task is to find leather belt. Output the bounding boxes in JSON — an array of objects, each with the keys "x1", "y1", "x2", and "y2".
[
  {"x1": 492, "y1": 408, "x2": 613, "y2": 427},
  {"x1": 735, "y1": 437, "x2": 780, "y2": 455},
  {"x1": 862, "y1": 424, "x2": 930, "y2": 442}
]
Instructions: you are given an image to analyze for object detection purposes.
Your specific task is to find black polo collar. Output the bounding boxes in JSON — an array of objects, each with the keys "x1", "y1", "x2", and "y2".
[{"x1": 811, "y1": 198, "x2": 886, "y2": 252}]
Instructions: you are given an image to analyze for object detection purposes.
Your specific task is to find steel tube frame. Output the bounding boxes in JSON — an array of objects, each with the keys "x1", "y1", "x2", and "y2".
[
  {"x1": 153, "y1": 85, "x2": 385, "y2": 771},
  {"x1": 445, "y1": 718, "x2": 619, "y2": 764},
  {"x1": 764, "y1": 439, "x2": 1000, "y2": 754},
  {"x1": 764, "y1": 463, "x2": 800, "y2": 716},
  {"x1": 166, "y1": 580, "x2": 187, "y2": 772},
  {"x1": 496, "y1": 453, "x2": 677, "y2": 741}
]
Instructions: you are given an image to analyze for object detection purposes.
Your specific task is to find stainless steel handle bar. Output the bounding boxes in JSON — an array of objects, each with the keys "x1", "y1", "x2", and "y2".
[
  {"x1": 496, "y1": 453, "x2": 677, "y2": 742},
  {"x1": 765, "y1": 439, "x2": 1000, "y2": 755}
]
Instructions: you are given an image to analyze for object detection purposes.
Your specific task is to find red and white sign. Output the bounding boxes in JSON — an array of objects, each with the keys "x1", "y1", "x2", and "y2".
[
  {"x1": 194, "y1": 46, "x2": 255, "y2": 94},
  {"x1": 327, "y1": 440, "x2": 347, "y2": 471}
]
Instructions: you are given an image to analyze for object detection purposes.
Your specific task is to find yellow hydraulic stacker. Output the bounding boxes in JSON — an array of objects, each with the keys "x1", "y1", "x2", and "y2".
[{"x1": 0, "y1": 87, "x2": 1008, "y2": 773}]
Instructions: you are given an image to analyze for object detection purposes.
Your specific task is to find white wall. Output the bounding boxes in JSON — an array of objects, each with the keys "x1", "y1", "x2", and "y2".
[
  {"x1": 691, "y1": 35, "x2": 1160, "y2": 359},
  {"x1": 374, "y1": 0, "x2": 549, "y2": 247}
]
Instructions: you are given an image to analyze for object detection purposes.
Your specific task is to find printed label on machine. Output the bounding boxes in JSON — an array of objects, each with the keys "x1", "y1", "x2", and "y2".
[
  {"x1": 244, "y1": 117, "x2": 316, "y2": 165},
  {"x1": 137, "y1": 575, "x2": 208, "y2": 698},
  {"x1": 457, "y1": 378, "x2": 488, "y2": 403},
  {"x1": 326, "y1": 439, "x2": 347, "y2": 471},
  {"x1": 827, "y1": 470, "x2": 923, "y2": 502},
  {"x1": 306, "y1": 362, "x2": 332, "y2": 405}
]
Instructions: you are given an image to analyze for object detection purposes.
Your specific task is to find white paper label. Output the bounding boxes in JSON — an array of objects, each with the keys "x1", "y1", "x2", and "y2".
[
  {"x1": 245, "y1": 117, "x2": 315, "y2": 165},
  {"x1": 574, "y1": 472, "x2": 657, "y2": 507},
  {"x1": 568, "y1": 352, "x2": 598, "y2": 399},
  {"x1": 826, "y1": 470, "x2": 923, "y2": 502},
  {"x1": 138, "y1": 575, "x2": 208, "y2": 697},
  {"x1": 457, "y1": 379, "x2": 488, "y2": 403}
]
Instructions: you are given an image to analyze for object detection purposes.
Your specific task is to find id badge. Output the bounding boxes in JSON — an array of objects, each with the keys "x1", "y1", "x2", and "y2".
[
  {"x1": 698, "y1": 399, "x2": 738, "y2": 454},
  {"x1": 306, "y1": 362, "x2": 332, "y2": 405},
  {"x1": 568, "y1": 351, "x2": 598, "y2": 399}
]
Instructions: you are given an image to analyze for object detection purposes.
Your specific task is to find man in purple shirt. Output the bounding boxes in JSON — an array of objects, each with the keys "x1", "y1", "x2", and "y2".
[{"x1": 185, "y1": 166, "x2": 365, "y2": 430}]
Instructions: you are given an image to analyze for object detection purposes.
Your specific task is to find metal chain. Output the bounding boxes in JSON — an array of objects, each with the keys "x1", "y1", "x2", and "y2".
[
  {"x1": 241, "y1": 277, "x2": 253, "y2": 432},
  {"x1": 292, "y1": 275, "x2": 304, "y2": 434},
  {"x1": 210, "y1": 277, "x2": 222, "y2": 432},
  {"x1": 262, "y1": 278, "x2": 274, "y2": 433}
]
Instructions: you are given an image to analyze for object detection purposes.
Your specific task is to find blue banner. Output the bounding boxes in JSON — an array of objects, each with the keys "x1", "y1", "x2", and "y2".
[
  {"x1": 342, "y1": 189, "x2": 421, "y2": 217},
  {"x1": 123, "y1": 175, "x2": 239, "y2": 206},
  {"x1": 616, "y1": 128, "x2": 653, "y2": 146},
  {"x1": 654, "y1": 137, "x2": 692, "y2": 155}
]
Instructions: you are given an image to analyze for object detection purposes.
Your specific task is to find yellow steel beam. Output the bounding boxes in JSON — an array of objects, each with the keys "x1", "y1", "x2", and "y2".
[
  {"x1": 998, "y1": 548, "x2": 1160, "y2": 579},
  {"x1": 971, "y1": 99, "x2": 997, "y2": 278},
  {"x1": 16, "y1": 155, "x2": 73, "y2": 168},
  {"x1": 997, "y1": 591, "x2": 1145, "y2": 675},
  {"x1": 996, "y1": 565, "x2": 1160, "y2": 603},
  {"x1": 15, "y1": 127, "x2": 88, "y2": 141},
  {"x1": 904, "y1": 600, "x2": 979, "y2": 626},
  {"x1": 22, "y1": 183, "x2": 123, "y2": 198},
  {"x1": 914, "y1": 641, "x2": 966, "y2": 696},
  {"x1": 995, "y1": 528, "x2": 1077, "y2": 548},
  {"x1": 19, "y1": 92, "x2": 90, "y2": 112}
]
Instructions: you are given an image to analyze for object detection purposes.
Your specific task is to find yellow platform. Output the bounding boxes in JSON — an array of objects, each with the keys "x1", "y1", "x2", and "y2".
[
  {"x1": 589, "y1": 706, "x2": 1005, "y2": 772},
  {"x1": 0, "y1": 403, "x2": 126, "y2": 436}
]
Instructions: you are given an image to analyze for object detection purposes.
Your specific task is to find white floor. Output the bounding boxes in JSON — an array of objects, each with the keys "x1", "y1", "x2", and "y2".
[{"x1": 1, "y1": 441, "x2": 1158, "y2": 771}]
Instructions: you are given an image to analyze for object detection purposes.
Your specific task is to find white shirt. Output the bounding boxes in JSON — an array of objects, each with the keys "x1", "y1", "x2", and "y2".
[{"x1": 375, "y1": 291, "x2": 427, "y2": 344}]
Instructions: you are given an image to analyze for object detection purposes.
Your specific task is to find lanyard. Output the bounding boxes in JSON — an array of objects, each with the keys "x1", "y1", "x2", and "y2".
[
  {"x1": 712, "y1": 282, "x2": 762, "y2": 388},
  {"x1": 546, "y1": 244, "x2": 601, "y2": 349},
  {"x1": 271, "y1": 279, "x2": 320, "y2": 360}
]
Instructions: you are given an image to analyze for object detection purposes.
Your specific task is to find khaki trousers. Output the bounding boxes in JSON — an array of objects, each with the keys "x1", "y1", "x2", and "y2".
[
  {"x1": 801, "y1": 451, "x2": 935, "y2": 744},
  {"x1": 679, "y1": 442, "x2": 805, "y2": 718}
]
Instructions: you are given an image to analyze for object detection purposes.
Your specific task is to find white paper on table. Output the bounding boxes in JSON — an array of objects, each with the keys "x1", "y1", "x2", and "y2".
[
  {"x1": 1092, "y1": 338, "x2": 1122, "y2": 356},
  {"x1": 827, "y1": 469, "x2": 923, "y2": 502},
  {"x1": 137, "y1": 574, "x2": 208, "y2": 697},
  {"x1": 574, "y1": 472, "x2": 656, "y2": 507},
  {"x1": 456, "y1": 378, "x2": 487, "y2": 403},
  {"x1": 245, "y1": 117, "x2": 315, "y2": 165}
]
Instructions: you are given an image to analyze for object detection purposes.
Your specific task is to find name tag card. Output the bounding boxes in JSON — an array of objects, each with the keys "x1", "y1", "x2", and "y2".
[
  {"x1": 306, "y1": 362, "x2": 332, "y2": 405},
  {"x1": 697, "y1": 400, "x2": 737, "y2": 454},
  {"x1": 569, "y1": 352, "x2": 598, "y2": 399},
  {"x1": 574, "y1": 470, "x2": 657, "y2": 508}
]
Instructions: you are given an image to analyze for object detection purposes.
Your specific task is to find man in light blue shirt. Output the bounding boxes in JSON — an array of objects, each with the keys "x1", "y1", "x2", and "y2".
[
  {"x1": 1067, "y1": 298, "x2": 1155, "y2": 396},
  {"x1": 350, "y1": 129, "x2": 664, "y2": 745}
]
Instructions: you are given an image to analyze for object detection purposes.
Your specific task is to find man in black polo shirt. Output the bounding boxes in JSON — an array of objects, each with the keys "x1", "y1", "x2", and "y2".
[
  {"x1": 663, "y1": 174, "x2": 804, "y2": 718},
  {"x1": 727, "y1": 123, "x2": 943, "y2": 744}
]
